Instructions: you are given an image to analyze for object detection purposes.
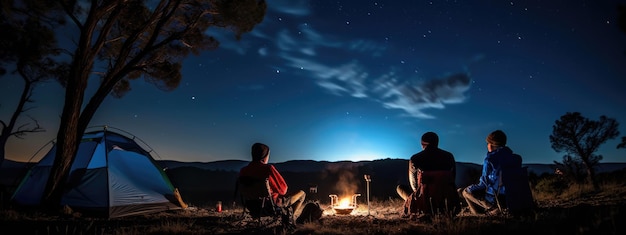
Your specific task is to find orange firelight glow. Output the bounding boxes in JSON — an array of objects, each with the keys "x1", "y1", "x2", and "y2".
[
  {"x1": 337, "y1": 197, "x2": 352, "y2": 208},
  {"x1": 329, "y1": 194, "x2": 360, "y2": 212}
]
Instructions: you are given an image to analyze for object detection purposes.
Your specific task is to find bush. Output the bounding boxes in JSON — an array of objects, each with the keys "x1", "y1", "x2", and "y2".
[{"x1": 534, "y1": 175, "x2": 569, "y2": 196}]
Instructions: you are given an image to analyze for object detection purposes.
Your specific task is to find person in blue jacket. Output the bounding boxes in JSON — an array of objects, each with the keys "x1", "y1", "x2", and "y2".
[{"x1": 462, "y1": 130, "x2": 526, "y2": 215}]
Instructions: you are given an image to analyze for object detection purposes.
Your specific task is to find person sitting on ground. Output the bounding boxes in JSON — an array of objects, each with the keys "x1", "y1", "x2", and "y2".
[
  {"x1": 396, "y1": 132, "x2": 460, "y2": 217},
  {"x1": 239, "y1": 142, "x2": 306, "y2": 218},
  {"x1": 461, "y1": 130, "x2": 526, "y2": 215}
]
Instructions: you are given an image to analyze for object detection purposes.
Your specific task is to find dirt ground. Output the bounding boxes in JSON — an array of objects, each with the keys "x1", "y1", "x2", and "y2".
[
  {"x1": 134, "y1": 200, "x2": 626, "y2": 235},
  {"x1": 1, "y1": 193, "x2": 625, "y2": 235}
]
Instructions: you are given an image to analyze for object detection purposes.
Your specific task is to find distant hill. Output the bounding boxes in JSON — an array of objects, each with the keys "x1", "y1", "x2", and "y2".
[
  {"x1": 157, "y1": 159, "x2": 369, "y2": 173},
  {"x1": 158, "y1": 159, "x2": 249, "y2": 172},
  {"x1": 5, "y1": 158, "x2": 626, "y2": 182},
  {"x1": 155, "y1": 159, "x2": 578, "y2": 178}
]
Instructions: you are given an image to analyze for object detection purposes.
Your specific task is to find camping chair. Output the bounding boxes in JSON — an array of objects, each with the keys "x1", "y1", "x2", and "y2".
[
  {"x1": 494, "y1": 166, "x2": 535, "y2": 216},
  {"x1": 410, "y1": 169, "x2": 459, "y2": 216},
  {"x1": 235, "y1": 176, "x2": 293, "y2": 228}
]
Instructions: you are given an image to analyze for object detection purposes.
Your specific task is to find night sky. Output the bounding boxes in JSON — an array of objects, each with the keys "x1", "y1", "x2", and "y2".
[{"x1": 2, "y1": 0, "x2": 626, "y2": 165}]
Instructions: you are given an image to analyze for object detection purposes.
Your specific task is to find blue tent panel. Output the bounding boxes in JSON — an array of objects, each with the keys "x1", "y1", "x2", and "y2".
[{"x1": 11, "y1": 130, "x2": 182, "y2": 218}]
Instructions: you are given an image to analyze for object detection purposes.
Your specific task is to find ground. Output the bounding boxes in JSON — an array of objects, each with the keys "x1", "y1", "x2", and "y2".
[{"x1": 2, "y1": 195, "x2": 624, "y2": 235}]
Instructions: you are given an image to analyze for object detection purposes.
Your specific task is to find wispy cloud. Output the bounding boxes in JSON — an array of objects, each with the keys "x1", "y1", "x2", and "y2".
[
  {"x1": 377, "y1": 73, "x2": 471, "y2": 119},
  {"x1": 267, "y1": 0, "x2": 311, "y2": 16},
  {"x1": 216, "y1": 0, "x2": 472, "y2": 119}
]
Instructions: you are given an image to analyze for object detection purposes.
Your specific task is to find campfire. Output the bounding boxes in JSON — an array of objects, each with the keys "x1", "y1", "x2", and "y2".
[{"x1": 329, "y1": 194, "x2": 360, "y2": 215}]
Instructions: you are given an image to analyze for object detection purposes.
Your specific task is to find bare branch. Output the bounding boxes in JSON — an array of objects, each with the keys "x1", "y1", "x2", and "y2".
[{"x1": 11, "y1": 115, "x2": 46, "y2": 139}]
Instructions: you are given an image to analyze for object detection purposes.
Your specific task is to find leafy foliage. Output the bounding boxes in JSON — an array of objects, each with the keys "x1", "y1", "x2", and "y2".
[
  {"x1": 87, "y1": 0, "x2": 267, "y2": 97},
  {"x1": 549, "y1": 112, "x2": 619, "y2": 157},
  {"x1": 0, "y1": 0, "x2": 66, "y2": 75}
]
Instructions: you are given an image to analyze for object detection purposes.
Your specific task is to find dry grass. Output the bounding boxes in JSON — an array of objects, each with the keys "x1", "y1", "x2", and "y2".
[
  {"x1": 533, "y1": 180, "x2": 626, "y2": 207},
  {"x1": 1, "y1": 179, "x2": 625, "y2": 235}
]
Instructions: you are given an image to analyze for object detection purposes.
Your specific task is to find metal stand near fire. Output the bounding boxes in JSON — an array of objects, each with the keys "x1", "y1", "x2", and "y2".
[
  {"x1": 364, "y1": 174, "x2": 371, "y2": 216},
  {"x1": 329, "y1": 194, "x2": 361, "y2": 215}
]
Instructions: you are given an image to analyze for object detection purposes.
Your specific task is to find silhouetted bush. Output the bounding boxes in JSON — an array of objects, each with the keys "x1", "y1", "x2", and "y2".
[{"x1": 534, "y1": 175, "x2": 569, "y2": 196}]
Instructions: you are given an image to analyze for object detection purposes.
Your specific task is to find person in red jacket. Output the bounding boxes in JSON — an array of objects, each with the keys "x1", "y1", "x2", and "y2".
[{"x1": 239, "y1": 142, "x2": 306, "y2": 217}]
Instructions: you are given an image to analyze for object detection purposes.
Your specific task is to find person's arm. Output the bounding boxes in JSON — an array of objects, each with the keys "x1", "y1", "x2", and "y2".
[
  {"x1": 467, "y1": 157, "x2": 489, "y2": 192},
  {"x1": 409, "y1": 159, "x2": 418, "y2": 192},
  {"x1": 268, "y1": 165, "x2": 288, "y2": 196}
]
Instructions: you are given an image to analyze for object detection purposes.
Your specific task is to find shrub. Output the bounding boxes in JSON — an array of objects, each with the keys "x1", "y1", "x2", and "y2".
[{"x1": 533, "y1": 175, "x2": 569, "y2": 197}]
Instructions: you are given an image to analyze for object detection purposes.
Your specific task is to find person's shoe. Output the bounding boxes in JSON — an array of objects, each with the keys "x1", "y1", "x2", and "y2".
[
  {"x1": 457, "y1": 188, "x2": 464, "y2": 195},
  {"x1": 486, "y1": 208, "x2": 500, "y2": 216}
]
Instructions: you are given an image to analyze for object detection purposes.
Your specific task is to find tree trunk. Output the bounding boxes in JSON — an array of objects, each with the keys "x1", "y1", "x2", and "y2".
[
  {"x1": 39, "y1": 6, "x2": 100, "y2": 213},
  {"x1": 582, "y1": 158, "x2": 599, "y2": 191},
  {"x1": 40, "y1": 89, "x2": 84, "y2": 213},
  {"x1": 40, "y1": 60, "x2": 90, "y2": 213},
  {"x1": 0, "y1": 135, "x2": 8, "y2": 168}
]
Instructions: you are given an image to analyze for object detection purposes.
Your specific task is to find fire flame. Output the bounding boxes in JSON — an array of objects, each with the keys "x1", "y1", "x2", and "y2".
[{"x1": 336, "y1": 197, "x2": 353, "y2": 209}]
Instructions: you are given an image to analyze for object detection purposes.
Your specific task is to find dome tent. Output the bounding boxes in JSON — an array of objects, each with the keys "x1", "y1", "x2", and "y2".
[{"x1": 11, "y1": 127, "x2": 184, "y2": 218}]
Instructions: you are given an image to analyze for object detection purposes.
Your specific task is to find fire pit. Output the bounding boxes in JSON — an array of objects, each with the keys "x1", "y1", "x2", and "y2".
[{"x1": 329, "y1": 194, "x2": 361, "y2": 215}]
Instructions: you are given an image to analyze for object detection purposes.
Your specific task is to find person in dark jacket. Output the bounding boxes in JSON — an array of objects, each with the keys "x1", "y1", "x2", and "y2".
[
  {"x1": 462, "y1": 130, "x2": 526, "y2": 215},
  {"x1": 397, "y1": 132, "x2": 460, "y2": 216}
]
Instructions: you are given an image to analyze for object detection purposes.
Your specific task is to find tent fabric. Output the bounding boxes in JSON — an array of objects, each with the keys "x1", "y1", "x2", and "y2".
[{"x1": 11, "y1": 130, "x2": 182, "y2": 218}]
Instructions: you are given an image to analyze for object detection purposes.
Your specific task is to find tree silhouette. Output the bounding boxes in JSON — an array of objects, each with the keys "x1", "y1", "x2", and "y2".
[
  {"x1": 549, "y1": 112, "x2": 620, "y2": 190},
  {"x1": 10, "y1": 0, "x2": 267, "y2": 213},
  {"x1": 0, "y1": 0, "x2": 69, "y2": 168}
]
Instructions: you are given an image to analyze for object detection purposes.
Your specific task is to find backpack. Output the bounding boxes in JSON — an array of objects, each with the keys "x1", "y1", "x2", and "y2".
[{"x1": 296, "y1": 201, "x2": 323, "y2": 224}]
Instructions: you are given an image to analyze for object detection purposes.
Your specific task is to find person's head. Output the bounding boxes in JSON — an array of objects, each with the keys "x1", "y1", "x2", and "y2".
[
  {"x1": 420, "y1": 132, "x2": 439, "y2": 149},
  {"x1": 486, "y1": 130, "x2": 507, "y2": 152},
  {"x1": 251, "y1": 142, "x2": 270, "y2": 163}
]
